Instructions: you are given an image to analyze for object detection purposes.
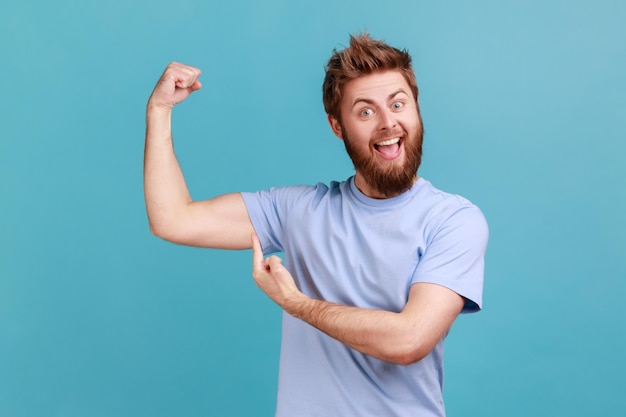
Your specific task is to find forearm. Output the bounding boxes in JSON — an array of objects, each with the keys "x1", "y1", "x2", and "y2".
[
  {"x1": 143, "y1": 105, "x2": 192, "y2": 237},
  {"x1": 250, "y1": 237, "x2": 458, "y2": 365},
  {"x1": 286, "y1": 296, "x2": 425, "y2": 365}
]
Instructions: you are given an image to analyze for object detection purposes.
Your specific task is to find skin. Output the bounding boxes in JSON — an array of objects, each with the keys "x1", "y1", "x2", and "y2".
[
  {"x1": 328, "y1": 70, "x2": 423, "y2": 199},
  {"x1": 144, "y1": 62, "x2": 254, "y2": 249},
  {"x1": 145, "y1": 62, "x2": 465, "y2": 365}
]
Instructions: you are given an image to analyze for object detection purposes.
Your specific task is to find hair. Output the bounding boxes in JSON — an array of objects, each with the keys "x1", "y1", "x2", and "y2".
[{"x1": 322, "y1": 33, "x2": 419, "y2": 121}]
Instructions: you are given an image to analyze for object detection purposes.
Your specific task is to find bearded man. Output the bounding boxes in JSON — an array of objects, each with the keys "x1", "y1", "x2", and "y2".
[{"x1": 144, "y1": 33, "x2": 488, "y2": 417}]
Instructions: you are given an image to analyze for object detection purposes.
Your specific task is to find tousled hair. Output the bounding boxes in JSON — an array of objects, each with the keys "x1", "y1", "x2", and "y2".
[{"x1": 322, "y1": 33, "x2": 418, "y2": 121}]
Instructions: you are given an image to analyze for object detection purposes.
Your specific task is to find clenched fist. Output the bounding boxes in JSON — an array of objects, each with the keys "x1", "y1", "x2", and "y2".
[{"x1": 148, "y1": 62, "x2": 202, "y2": 110}]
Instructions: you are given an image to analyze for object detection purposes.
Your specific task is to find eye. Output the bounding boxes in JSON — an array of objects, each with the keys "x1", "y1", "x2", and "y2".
[
  {"x1": 391, "y1": 101, "x2": 404, "y2": 111},
  {"x1": 360, "y1": 108, "x2": 373, "y2": 118}
]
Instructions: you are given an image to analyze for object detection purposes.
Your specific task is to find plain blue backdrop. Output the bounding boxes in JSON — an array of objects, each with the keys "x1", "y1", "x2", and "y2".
[{"x1": 1, "y1": 1, "x2": 624, "y2": 416}]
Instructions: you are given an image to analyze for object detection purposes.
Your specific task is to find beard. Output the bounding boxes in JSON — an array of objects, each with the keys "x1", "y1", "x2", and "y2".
[{"x1": 342, "y1": 122, "x2": 423, "y2": 198}]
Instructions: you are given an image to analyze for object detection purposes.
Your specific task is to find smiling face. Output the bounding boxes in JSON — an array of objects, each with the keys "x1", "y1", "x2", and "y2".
[{"x1": 328, "y1": 70, "x2": 424, "y2": 199}]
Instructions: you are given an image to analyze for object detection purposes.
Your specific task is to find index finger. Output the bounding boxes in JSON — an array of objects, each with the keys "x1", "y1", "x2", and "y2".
[{"x1": 251, "y1": 232, "x2": 266, "y2": 271}]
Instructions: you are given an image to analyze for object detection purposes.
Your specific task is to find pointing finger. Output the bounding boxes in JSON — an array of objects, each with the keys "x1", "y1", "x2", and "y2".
[{"x1": 251, "y1": 232, "x2": 266, "y2": 273}]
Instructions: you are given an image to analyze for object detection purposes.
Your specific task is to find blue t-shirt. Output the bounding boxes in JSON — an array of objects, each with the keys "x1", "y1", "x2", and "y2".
[{"x1": 241, "y1": 177, "x2": 488, "y2": 417}]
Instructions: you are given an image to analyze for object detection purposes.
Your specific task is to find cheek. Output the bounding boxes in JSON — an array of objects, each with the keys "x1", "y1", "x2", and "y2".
[
  {"x1": 343, "y1": 123, "x2": 371, "y2": 144},
  {"x1": 353, "y1": 130, "x2": 374, "y2": 147},
  {"x1": 400, "y1": 114, "x2": 421, "y2": 132}
]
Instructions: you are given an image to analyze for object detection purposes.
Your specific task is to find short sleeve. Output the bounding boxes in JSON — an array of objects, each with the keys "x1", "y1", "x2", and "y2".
[
  {"x1": 411, "y1": 205, "x2": 489, "y2": 313},
  {"x1": 241, "y1": 185, "x2": 317, "y2": 256}
]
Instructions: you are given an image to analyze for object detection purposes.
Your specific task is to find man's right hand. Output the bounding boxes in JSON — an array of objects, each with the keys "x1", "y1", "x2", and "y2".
[
  {"x1": 148, "y1": 62, "x2": 202, "y2": 110},
  {"x1": 144, "y1": 62, "x2": 254, "y2": 250}
]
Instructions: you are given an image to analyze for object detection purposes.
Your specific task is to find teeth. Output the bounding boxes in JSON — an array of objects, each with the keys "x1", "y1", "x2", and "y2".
[{"x1": 376, "y1": 137, "x2": 400, "y2": 146}]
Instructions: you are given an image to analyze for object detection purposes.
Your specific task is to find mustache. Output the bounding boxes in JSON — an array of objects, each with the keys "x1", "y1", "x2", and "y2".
[{"x1": 372, "y1": 130, "x2": 405, "y2": 142}]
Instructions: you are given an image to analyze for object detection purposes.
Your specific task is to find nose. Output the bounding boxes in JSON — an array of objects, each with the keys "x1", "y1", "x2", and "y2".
[{"x1": 377, "y1": 108, "x2": 396, "y2": 131}]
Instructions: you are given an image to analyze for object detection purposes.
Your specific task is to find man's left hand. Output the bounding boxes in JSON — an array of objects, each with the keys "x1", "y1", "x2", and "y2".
[{"x1": 251, "y1": 233, "x2": 304, "y2": 312}]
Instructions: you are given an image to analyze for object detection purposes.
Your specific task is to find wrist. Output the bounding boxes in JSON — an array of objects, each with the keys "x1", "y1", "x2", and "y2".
[
  {"x1": 147, "y1": 101, "x2": 173, "y2": 116},
  {"x1": 146, "y1": 103, "x2": 173, "y2": 132},
  {"x1": 284, "y1": 292, "x2": 322, "y2": 323},
  {"x1": 284, "y1": 292, "x2": 314, "y2": 320}
]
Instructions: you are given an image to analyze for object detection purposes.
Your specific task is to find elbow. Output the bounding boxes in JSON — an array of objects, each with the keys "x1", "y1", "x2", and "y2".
[
  {"x1": 148, "y1": 216, "x2": 203, "y2": 246},
  {"x1": 148, "y1": 219, "x2": 178, "y2": 243},
  {"x1": 148, "y1": 217, "x2": 165, "y2": 238},
  {"x1": 146, "y1": 205, "x2": 195, "y2": 244},
  {"x1": 384, "y1": 337, "x2": 434, "y2": 366},
  {"x1": 397, "y1": 352, "x2": 429, "y2": 366},
  {"x1": 149, "y1": 222, "x2": 164, "y2": 238},
  {"x1": 390, "y1": 348, "x2": 429, "y2": 366}
]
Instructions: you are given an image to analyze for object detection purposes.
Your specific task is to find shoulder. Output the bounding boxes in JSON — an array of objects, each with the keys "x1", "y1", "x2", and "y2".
[
  {"x1": 415, "y1": 179, "x2": 488, "y2": 242},
  {"x1": 418, "y1": 179, "x2": 485, "y2": 218},
  {"x1": 417, "y1": 179, "x2": 477, "y2": 209},
  {"x1": 241, "y1": 179, "x2": 351, "y2": 211}
]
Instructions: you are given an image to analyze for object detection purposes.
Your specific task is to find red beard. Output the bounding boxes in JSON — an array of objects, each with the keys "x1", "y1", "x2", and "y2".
[{"x1": 342, "y1": 123, "x2": 424, "y2": 198}]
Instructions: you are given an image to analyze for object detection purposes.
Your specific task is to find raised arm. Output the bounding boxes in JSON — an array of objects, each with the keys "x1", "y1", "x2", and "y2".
[
  {"x1": 251, "y1": 234, "x2": 464, "y2": 365},
  {"x1": 144, "y1": 62, "x2": 254, "y2": 249}
]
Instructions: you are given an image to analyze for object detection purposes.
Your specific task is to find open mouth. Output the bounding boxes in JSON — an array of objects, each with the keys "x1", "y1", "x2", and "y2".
[{"x1": 374, "y1": 136, "x2": 403, "y2": 160}]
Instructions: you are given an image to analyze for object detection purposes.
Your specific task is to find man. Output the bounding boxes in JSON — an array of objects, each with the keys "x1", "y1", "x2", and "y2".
[{"x1": 144, "y1": 33, "x2": 488, "y2": 417}]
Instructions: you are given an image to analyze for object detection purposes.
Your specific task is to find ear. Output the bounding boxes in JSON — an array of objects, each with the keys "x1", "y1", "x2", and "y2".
[{"x1": 327, "y1": 115, "x2": 344, "y2": 140}]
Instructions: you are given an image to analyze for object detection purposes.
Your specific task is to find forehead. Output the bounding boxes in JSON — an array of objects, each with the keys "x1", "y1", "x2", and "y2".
[{"x1": 341, "y1": 70, "x2": 411, "y2": 107}]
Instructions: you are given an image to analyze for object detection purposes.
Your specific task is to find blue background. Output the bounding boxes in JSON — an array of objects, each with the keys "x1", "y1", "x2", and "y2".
[{"x1": 1, "y1": 1, "x2": 624, "y2": 416}]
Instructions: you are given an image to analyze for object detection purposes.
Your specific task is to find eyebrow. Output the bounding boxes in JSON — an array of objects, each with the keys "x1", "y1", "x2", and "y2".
[
  {"x1": 388, "y1": 89, "x2": 409, "y2": 100},
  {"x1": 351, "y1": 89, "x2": 410, "y2": 109}
]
